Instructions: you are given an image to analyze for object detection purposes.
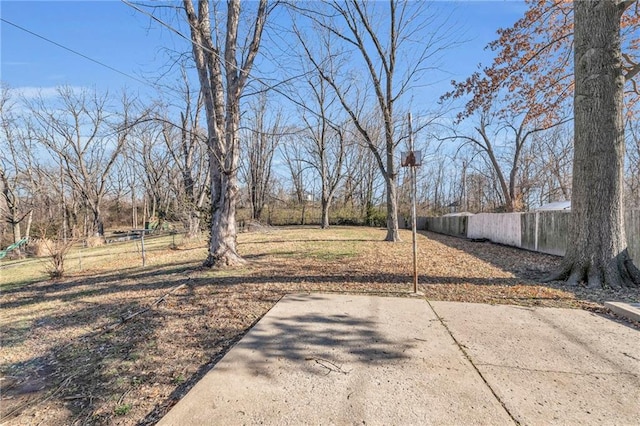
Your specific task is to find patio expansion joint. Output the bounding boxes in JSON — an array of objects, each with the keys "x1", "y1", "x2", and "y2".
[{"x1": 426, "y1": 300, "x2": 520, "y2": 425}]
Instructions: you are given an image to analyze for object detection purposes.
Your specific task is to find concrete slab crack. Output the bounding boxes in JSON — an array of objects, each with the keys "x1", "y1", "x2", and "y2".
[
  {"x1": 427, "y1": 300, "x2": 520, "y2": 425},
  {"x1": 476, "y1": 363, "x2": 640, "y2": 378},
  {"x1": 622, "y1": 352, "x2": 640, "y2": 362}
]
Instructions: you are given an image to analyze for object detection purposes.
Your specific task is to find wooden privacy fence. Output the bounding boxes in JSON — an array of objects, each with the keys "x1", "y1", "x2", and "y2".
[{"x1": 424, "y1": 210, "x2": 640, "y2": 262}]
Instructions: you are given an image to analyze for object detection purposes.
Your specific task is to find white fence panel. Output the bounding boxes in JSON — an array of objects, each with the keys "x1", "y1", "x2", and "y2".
[
  {"x1": 467, "y1": 213, "x2": 523, "y2": 247},
  {"x1": 424, "y1": 209, "x2": 638, "y2": 262}
]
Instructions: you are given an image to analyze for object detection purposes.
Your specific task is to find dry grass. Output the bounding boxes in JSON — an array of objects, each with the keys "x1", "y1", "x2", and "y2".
[
  {"x1": 85, "y1": 236, "x2": 105, "y2": 248},
  {"x1": 29, "y1": 238, "x2": 54, "y2": 257},
  {"x1": 0, "y1": 226, "x2": 637, "y2": 425}
]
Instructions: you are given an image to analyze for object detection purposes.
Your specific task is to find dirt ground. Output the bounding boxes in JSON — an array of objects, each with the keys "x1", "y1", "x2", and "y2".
[{"x1": 1, "y1": 227, "x2": 638, "y2": 425}]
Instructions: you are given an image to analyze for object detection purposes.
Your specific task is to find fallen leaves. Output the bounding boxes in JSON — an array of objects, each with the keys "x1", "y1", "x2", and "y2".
[{"x1": 1, "y1": 226, "x2": 637, "y2": 425}]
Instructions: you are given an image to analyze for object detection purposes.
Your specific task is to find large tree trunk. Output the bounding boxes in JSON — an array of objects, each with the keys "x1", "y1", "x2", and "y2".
[
  {"x1": 186, "y1": 213, "x2": 201, "y2": 239},
  {"x1": 202, "y1": 98, "x2": 244, "y2": 266},
  {"x1": 385, "y1": 179, "x2": 399, "y2": 241},
  {"x1": 384, "y1": 150, "x2": 399, "y2": 241},
  {"x1": 184, "y1": 0, "x2": 266, "y2": 267},
  {"x1": 320, "y1": 166, "x2": 330, "y2": 229},
  {"x1": 205, "y1": 168, "x2": 242, "y2": 266},
  {"x1": 549, "y1": 0, "x2": 639, "y2": 288},
  {"x1": 321, "y1": 189, "x2": 330, "y2": 229},
  {"x1": 90, "y1": 204, "x2": 104, "y2": 237}
]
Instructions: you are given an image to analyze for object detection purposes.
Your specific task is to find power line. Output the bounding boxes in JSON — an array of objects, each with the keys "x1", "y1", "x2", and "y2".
[
  {"x1": 1, "y1": 17, "x2": 161, "y2": 92},
  {"x1": 2, "y1": 6, "x2": 327, "y2": 124},
  {"x1": 119, "y1": 1, "x2": 314, "y2": 92},
  {"x1": 120, "y1": 0, "x2": 252, "y2": 79},
  {"x1": 120, "y1": 0, "x2": 193, "y2": 48},
  {"x1": 119, "y1": 1, "x2": 333, "y2": 122}
]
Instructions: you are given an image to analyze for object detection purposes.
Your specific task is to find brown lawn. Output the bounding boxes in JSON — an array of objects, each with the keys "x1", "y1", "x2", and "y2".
[{"x1": 1, "y1": 226, "x2": 638, "y2": 425}]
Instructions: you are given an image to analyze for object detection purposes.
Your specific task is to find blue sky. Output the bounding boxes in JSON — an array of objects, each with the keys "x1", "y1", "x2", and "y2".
[
  {"x1": 1, "y1": 1, "x2": 528, "y2": 101},
  {"x1": 1, "y1": 0, "x2": 177, "y2": 97}
]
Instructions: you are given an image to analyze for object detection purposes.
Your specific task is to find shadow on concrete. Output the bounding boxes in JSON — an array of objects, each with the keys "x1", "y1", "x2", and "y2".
[{"x1": 229, "y1": 312, "x2": 411, "y2": 378}]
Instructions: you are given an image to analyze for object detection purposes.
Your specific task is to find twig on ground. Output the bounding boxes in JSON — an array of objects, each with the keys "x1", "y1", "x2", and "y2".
[
  {"x1": 305, "y1": 357, "x2": 349, "y2": 375},
  {"x1": 0, "y1": 373, "x2": 77, "y2": 421},
  {"x1": 103, "y1": 283, "x2": 187, "y2": 332},
  {"x1": 117, "y1": 388, "x2": 132, "y2": 405}
]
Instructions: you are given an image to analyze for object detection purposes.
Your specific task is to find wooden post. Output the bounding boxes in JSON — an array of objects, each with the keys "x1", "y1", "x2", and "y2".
[
  {"x1": 408, "y1": 113, "x2": 418, "y2": 293},
  {"x1": 401, "y1": 113, "x2": 422, "y2": 294}
]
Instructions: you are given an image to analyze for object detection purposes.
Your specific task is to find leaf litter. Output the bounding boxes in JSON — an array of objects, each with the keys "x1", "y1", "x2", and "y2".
[{"x1": 1, "y1": 226, "x2": 638, "y2": 425}]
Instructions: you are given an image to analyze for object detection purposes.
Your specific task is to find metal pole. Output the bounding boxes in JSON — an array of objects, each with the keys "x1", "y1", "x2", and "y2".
[
  {"x1": 408, "y1": 113, "x2": 418, "y2": 293},
  {"x1": 412, "y1": 167, "x2": 418, "y2": 293}
]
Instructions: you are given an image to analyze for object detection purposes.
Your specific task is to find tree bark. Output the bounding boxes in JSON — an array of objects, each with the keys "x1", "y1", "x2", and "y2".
[
  {"x1": 92, "y1": 206, "x2": 104, "y2": 237},
  {"x1": 184, "y1": 0, "x2": 267, "y2": 267},
  {"x1": 384, "y1": 152, "x2": 399, "y2": 241},
  {"x1": 321, "y1": 198, "x2": 330, "y2": 229},
  {"x1": 549, "y1": 0, "x2": 639, "y2": 288},
  {"x1": 205, "y1": 161, "x2": 241, "y2": 266},
  {"x1": 186, "y1": 214, "x2": 202, "y2": 239}
]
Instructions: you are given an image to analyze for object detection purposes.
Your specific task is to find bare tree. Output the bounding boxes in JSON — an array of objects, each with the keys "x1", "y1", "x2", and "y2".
[
  {"x1": 0, "y1": 87, "x2": 34, "y2": 254},
  {"x1": 29, "y1": 87, "x2": 140, "y2": 237},
  {"x1": 280, "y1": 134, "x2": 312, "y2": 224},
  {"x1": 339, "y1": 130, "x2": 384, "y2": 223},
  {"x1": 422, "y1": 156, "x2": 448, "y2": 214},
  {"x1": 119, "y1": 145, "x2": 142, "y2": 230},
  {"x1": 530, "y1": 125, "x2": 573, "y2": 205},
  {"x1": 292, "y1": 0, "x2": 455, "y2": 241},
  {"x1": 296, "y1": 75, "x2": 348, "y2": 229},
  {"x1": 157, "y1": 68, "x2": 210, "y2": 238},
  {"x1": 183, "y1": 0, "x2": 269, "y2": 266},
  {"x1": 446, "y1": 149, "x2": 505, "y2": 214},
  {"x1": 446, "y1": 105, "x2": 568, "y2": 212},
  {"x1": 240, "y1": 93, "x2": 281, "y2": 222},
  {"x1": 135, "y1": 122, "x2": 173, "y2": 226}
]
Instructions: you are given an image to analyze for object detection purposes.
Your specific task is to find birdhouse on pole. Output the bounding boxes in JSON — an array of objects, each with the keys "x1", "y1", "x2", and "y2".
[{"x1": 401, "y1": 150, "x2": 422, "y2": 167}]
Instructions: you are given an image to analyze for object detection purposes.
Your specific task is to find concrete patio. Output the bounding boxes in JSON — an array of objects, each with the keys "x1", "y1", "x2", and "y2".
[{"x1": 159, "y1": 294, "x2": 639, "y2": 426}]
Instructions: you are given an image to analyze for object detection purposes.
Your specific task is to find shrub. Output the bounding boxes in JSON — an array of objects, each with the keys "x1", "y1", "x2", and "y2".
[
  {"x1": 39, "y1": 238, "x2": 75, "y2": 279},
  {"x1": 365, "y1": 205, "x2": 387, "y2": 228}
]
